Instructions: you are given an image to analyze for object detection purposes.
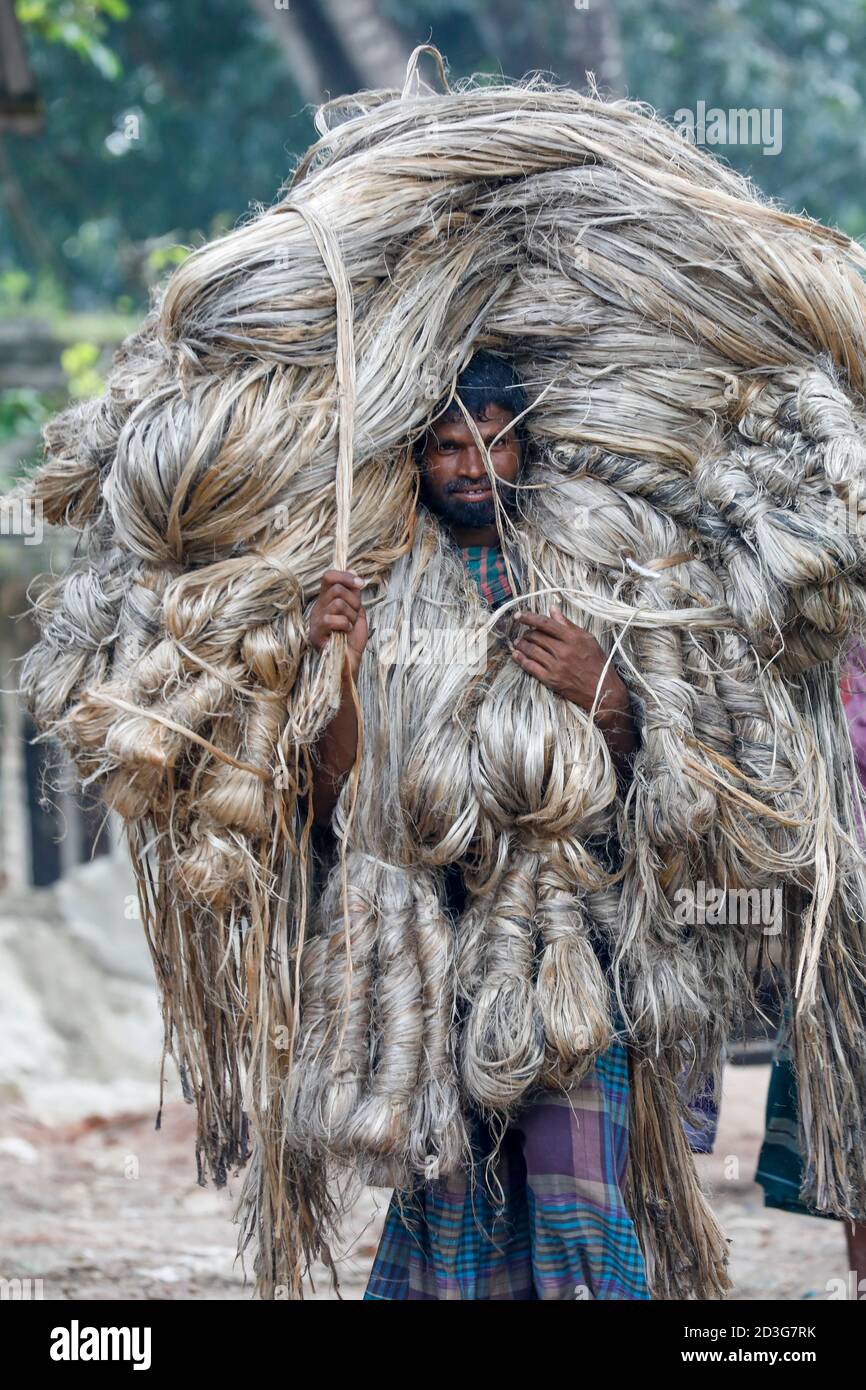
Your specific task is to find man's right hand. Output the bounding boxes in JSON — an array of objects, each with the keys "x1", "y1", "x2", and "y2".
[{"x1": 308, "y1": 569, "x2": 368, "y2": 677}]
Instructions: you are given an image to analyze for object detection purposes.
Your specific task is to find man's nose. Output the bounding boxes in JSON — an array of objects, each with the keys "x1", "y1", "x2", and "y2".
[{"x1": 460, "y1": 447, "x2": 489, "y2": 476}]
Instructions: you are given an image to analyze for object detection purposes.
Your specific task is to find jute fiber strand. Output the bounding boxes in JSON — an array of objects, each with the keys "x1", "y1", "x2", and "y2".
[{"x1": 18, "y1": 45, "x2": 866, "y2": 1299}]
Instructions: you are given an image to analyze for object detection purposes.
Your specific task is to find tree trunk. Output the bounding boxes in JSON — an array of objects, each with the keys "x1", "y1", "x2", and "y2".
[
  {"x1": 248, "y1": 0, "x2": 408, "y2": 106},
  {"x1": 474, "y1": 0, "x2": 625, "y2": 97},
  {"x1": 318, "y1": 0, "x2": 408, "y2": 89},
  {"x1": 0, "y1": 0, "x2": 41, "y2": 133},
  {"x1": 563, "y1": 0, "x2": 625, "y2": 97}
]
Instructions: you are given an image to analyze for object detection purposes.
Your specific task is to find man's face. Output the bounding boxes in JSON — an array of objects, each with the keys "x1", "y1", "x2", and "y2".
[{"x1": 419, "y1": 404, "x2": 522, "y2": 529}]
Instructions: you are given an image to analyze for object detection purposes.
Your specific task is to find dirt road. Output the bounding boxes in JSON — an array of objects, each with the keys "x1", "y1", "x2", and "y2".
[{"x1": 0, "y1": 1062, "x2": 851, "y2": 1302}]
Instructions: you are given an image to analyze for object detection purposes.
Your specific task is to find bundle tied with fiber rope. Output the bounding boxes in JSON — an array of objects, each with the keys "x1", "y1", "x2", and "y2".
[{"x1": 17, "y1": 46, "x2": 866, "y2": 1299}]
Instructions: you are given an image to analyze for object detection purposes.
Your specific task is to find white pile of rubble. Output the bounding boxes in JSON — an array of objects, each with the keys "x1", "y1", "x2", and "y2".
[{"x1": 0, "y1": 853, "x2": 179, "y2": 1123}]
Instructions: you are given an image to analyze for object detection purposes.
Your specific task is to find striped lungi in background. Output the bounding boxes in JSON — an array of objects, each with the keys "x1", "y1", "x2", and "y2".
[{"x1": 755, "y1": 1022, "x2": 840, "y2": 1222}]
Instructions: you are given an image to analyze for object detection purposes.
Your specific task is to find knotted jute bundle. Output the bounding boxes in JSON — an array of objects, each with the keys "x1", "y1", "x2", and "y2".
[{"x1": 19, "y1": 48, "x2": 866, "y2": 1299}]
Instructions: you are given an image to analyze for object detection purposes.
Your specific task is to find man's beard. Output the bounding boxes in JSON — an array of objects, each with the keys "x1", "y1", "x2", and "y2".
[{"x1": 422, "y1": 478, "x2": 512, "y2": 529}]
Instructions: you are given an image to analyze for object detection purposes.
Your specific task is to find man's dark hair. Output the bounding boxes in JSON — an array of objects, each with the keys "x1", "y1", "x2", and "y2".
[{"x1": 434, "y1": 350, "x2": 527, "y2": 427}]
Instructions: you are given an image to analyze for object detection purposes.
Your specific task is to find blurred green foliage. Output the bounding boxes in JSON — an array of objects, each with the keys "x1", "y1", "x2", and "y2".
[
  {"x1": 617, "y1": 0, "x2": 866, "y2": 239},
  {"x1": 0, "y1": 387, "x2": 50, "y2": 442},
  {"x1": 17, "y1": 0, "x2": 130, "y2": 79},
  {"x1": 4, "y1": 0, "x2": 866, "y2": 315},
  {"x1": 59, "y1": 339, "x2": 102, "y2": 396},
  {"x1": 394, "y1": 0, "x2": 866, "y2": 236},
  {"x1": 0, "y1": 388, "x2": 50, "y2": 491},
  {"x1": 7, "y1": 0, "x2": 306, "y2": 310}
]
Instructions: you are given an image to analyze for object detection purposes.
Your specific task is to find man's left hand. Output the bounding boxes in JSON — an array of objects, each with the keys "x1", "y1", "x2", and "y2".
[{"x1": 512, "y1": 608, "x2": 635, "y2": 754}]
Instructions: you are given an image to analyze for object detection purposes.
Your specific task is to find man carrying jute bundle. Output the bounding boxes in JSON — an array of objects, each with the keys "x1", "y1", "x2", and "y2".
[
  {"x1": 308, "y1": 350, "x2": 677, "y2": 1300},
  {"x1": 18, "y1": 51, "x2": 866, "y2": 1301}
]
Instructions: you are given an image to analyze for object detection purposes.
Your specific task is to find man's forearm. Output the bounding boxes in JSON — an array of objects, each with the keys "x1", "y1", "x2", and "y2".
[
  {"x1": 310, "y1": 664, "x2": 359, "y2": 826},
  {"x1": 596, "y1": 703, "x2": 637, "y2": 760},
  {"x1": 595, "y1": 692, "x2": 639, "y2": 792}
]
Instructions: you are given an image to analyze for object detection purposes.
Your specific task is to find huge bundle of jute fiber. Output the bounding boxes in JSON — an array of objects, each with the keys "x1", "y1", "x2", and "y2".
[{"x1": 18, "y1": 47, "x2": 866, "y2": 1299}]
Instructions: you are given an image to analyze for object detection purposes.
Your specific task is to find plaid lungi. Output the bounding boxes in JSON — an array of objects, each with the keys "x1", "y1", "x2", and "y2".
[{"x1": 363, "y1": 1040, "x2": 650, "y2": 1300}]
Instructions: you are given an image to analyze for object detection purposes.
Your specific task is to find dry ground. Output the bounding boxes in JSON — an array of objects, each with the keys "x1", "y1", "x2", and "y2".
[{"x1": 0, "y1": 1062, "x2": 851, "y2": 1302}]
